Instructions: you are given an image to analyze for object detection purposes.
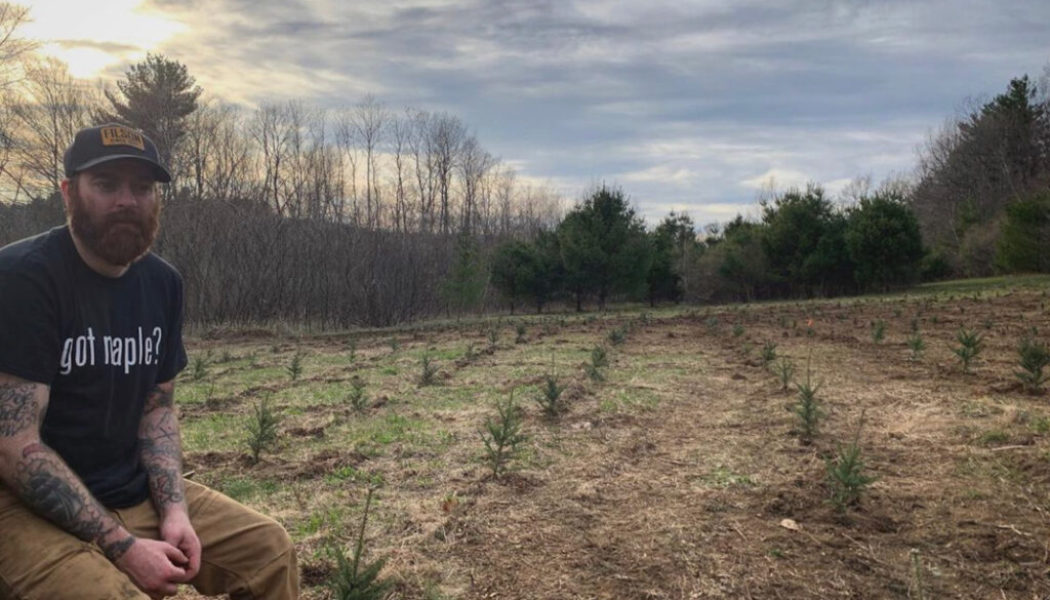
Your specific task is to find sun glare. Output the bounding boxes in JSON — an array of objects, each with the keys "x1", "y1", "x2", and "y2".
[{"x1": 21, "y1": 0, "x2": 185, "y2": 78}]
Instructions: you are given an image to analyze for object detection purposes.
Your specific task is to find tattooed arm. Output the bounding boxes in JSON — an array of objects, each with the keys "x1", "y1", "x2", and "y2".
[
  {"x1": 0, "y1": 372, "x2": 190, "y2": 595},
  {"x1": 138, "y1": 381, "x2": 200, "y2": 579},
  {"x1": 138, "y1": 382, "x2": 187, "y2": 516}
]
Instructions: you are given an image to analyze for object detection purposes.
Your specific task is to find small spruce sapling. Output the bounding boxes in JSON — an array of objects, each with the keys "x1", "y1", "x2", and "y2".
[
  {"x1": 906, "y1": 332, "x2": 926, "y2": 361},
  {"x1": 586, "y1": 345, "x2": 608, "y2": 381},
  {"x1": 607, "y1": 327, "x2": 626, "y2": 346},
  {"x1": 245, "y1": 397, "x2": 281, "y2": 464},
  {"x1": 826, "y1": 414, "x2": 877, "y2": 514},
  {"x1": 871, "y1": 320, "x2": 886, "y2": 343},
  {"x1": 326, "y1": 487, "x2": 394, "y2": 600},
  {"x1": 1016, "y1": 334, "x2": 1050, "y2": 393},
  {"x1": 419, "y1": 354, "x2": 438, "y2": 386},
  {"x1": 760, "y1": 341, "x2": 778, "y2": 366},
  {"x1": 480, "y1": 392, "x2": 526, "y2": 478},
  {"x1": 348, "y1": 378, "x2": 368, "y2": 412},
  {"x1": 535, "y1": 374, "x2": 566, "y2": 418},
  {"x1": 287, "y1": 349, "x2": 304, "y2": 381},
  {"x1": 515, "y1": 323, "x2": 527, "y2": 344},
  {"x1": 772, "y1": 357, "x2": 795, "y2": 392},
  {"x1": 191, "y1": 351, "x2": 211, "y2": 381},
  {"x1": 952, "y1": 327, "x2": 984, "y2": 373},
  {"x1": 793, "y1": 364, "x2": 824, "y2": 444}
]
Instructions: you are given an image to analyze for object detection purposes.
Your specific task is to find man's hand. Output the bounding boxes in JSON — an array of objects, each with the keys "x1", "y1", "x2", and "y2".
[
  {"x1": 159, "y1": 509, "x2": 201, "y2": 581},
  {"x1": 113, "y1": 537, "x2": 189, "y2": 598}
]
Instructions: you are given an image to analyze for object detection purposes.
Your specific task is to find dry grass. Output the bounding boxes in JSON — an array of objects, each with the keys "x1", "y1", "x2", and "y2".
[{"x1": 173, "y1": 285, "x2": 1050, "y2": 599}]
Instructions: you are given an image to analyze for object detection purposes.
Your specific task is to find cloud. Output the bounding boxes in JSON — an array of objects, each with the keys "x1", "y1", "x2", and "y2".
[{"x1": 26, "y1": 0, "x2": 1048, "y2": 228}]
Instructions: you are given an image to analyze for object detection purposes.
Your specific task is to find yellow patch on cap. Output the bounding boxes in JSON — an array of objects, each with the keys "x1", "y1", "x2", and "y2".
[{"x1": 100, "y1": 126, "x2": 145, "y2": 151}]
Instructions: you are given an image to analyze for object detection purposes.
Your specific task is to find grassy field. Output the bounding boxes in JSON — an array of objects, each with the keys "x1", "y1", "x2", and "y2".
[{"x1": 175, "y1": 276, "x2": 1050, "y2": 599}]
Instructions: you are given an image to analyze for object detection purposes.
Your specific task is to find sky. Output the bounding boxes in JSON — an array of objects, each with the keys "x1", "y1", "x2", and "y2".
[{"x1": 19, "y1": 0, "x2": 1050, "y2": 226}]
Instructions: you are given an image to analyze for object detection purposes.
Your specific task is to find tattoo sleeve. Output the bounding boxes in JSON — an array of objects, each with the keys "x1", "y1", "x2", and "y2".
[
  {"x1": 138, "y1": 382, "x2": 186, "y2": 515},
  {"x1": 0, "y1": 379, "x2": 135, "y2": 561}
]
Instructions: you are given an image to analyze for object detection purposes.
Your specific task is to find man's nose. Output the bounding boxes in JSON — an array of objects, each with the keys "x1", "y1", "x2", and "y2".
[{"x1": 112, "y1": 184, "x2": 139, "y2": 208}]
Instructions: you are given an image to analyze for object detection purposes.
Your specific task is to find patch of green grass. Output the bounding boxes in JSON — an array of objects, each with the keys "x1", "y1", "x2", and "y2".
[
  {"x1": 976, "y1": 430, "x2": 1010, "y2": 446},
  {"x1": 183, "y1": 413, "x2": 242, "y2": 452},
  {"x1": 598, "y1": 388, "x2": 659, "y2": 413},
  {"x1": 380, "y1": 366, "x2": 399, "y2": 376},
  {"x1": 361, "y1": 412, "x2": 426, "y2": 446},
  {"x1": 324, "y1": 465, "x2": 386, "y2": 486},
  {"x1": 216, "y1": 475, "x2": 280, "y2": 502},
  {"x1": 697, "y1": 466, "x2": 754, "y2": 488}
]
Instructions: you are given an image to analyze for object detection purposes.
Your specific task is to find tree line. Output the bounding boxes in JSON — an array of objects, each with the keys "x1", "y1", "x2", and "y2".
[
  {"x1": 488, "y1": 183, "x2": 925, "y2": 311},
  {"x1": 2, "y1": 3, "x2": 1048, "y2": 324}
]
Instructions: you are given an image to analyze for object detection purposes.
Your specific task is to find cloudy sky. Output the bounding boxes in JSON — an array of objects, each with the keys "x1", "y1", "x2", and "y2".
[{"x1": 20, "y1": 0, "x2": 1050, "y2": 225}]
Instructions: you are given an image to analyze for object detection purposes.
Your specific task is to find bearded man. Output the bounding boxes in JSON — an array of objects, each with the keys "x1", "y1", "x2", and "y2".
[{"x1": 0, "y1": 124, "x2": 299, "y2": 599}]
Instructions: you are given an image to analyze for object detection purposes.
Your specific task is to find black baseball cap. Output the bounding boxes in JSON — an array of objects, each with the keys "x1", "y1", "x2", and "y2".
[{"x1": 63, "y1": 123, "x2": 172, "y2": 183}]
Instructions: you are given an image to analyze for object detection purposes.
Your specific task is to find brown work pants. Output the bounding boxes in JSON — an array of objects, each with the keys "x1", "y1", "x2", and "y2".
[{"x1": 0, "y1": 479, "x2": 298, "y2": 599}]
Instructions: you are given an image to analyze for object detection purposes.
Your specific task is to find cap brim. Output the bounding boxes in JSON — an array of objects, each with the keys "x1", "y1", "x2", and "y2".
[{"x1": 73, "y1": 154, "x2": 172, "y2": 183}]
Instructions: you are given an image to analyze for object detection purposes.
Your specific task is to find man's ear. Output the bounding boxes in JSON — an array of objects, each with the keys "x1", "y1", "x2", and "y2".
[{"x1": 60, "y1": 178, "x2": 73, "y2": 211}]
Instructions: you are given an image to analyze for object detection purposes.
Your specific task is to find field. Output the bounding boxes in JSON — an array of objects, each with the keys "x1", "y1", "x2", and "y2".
[{"x1": 175, "y1": 276, "x2": 1050, "y2": 599}]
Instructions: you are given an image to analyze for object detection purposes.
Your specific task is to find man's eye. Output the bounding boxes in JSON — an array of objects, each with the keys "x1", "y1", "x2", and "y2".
[{"x1": 96, "y1": 180, "x2": 118, "y2": 192}]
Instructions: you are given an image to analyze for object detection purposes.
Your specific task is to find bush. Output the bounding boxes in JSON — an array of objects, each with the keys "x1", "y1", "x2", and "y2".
[
  {"x1": 348, "y1": 378, "x2": 368, "y2": 412},
  {"x1": 1016, "y1": 334, "x2": 1050, "y2": 393},
  {"x1": 480, "y1": 394, "x2": 527, "y2": 478},
  {"x1": 326, "y1": 487, "x2": 394, "y2": 600},
  {"x1": 953, "y1": 327, "x2": 984, "y2": 373},
  {"x1": 419, "y1": 354, "x2": 438, "y2": 386},
  {"x1": 997, "y1": 190, "x2": 1050, "y2": 273},
  {"x1": 245, "y1": 398, "x2": 281, "y2": 464},
  {"x1": 287, "y1": 350, "x2": 304, "y2": 381},
  {"x1": 535, "y1": 375, "x2": 567, "y2": 418},
  {"x1": 826, "y1": 441, "x2": 876, "y2": 514},
  {"x1": 793, "y1": 367, "x2": 824, "y2": 444}
]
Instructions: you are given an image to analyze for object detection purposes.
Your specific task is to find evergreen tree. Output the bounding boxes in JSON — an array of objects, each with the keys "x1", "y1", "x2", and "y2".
[
  {"x1": 761, "y1": 184, "x2": 852, "y2": 296},
  {"x1": 440, "y1": 233, "x2": 487, "y2": 315},
  {"x1": 997, "y1": 189, "x2": 1050, "y2": 273},
  {"x1": 844, "y1": 190, "x2": 925, "y2": 291},
  {"x1": 557, "y1": 185, "x2": 652, "y2": 310},
  {"x1": 102, "y1": 53, "x2": 202, "y2": 167},
  {"x1": 647, "y1": 212, "x2": 695, "y2": 305}
]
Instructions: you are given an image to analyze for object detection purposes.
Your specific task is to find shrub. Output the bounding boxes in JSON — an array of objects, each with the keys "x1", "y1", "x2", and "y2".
[
  {"x1": 871, "y1": 320, "x2": 886, "y2": 343},
  {"x1": 245, "y1": 398, "x2": 281, "y2": 464},
  {"x1": 419, "y1": 354, "x2": 438, "y2": 386},
  {"x1": 346, "y1": 338, "x2": 358, "y2": 363},
  {"x1": 348, "y1": 378, "x2": 368, "y2": 412},
  {"x1": 480, "y1": 393, "x2": 526, "y2": 478},
  {"x1": 826, "y1": 439, "x2": 876, "y2": 514},
  {"x1": 487, "y1": 327, "x2": 500, "y2": 347},
  {"x1": 586, "y1": 345, "x2": 609, "y2": 381},
  {"x1": 463, "y1": 342, "x2": 478, "y2": 363},
  {"x1": 1016, "y1": 335, "x2": 1050, "y2": 393},
  {"x1": 772, "y1": 357, "x2": 795, "y2": 391},
  {"x1": 732, "y1": 323, "x2": 745, "y2": 338},
  {"x1": 326, "y1": 487, "x2": 394, "y2": 600},
  {"x1": 191, "y1": 351, "x2": 211, "y2": 381},
  {"x1": 607, "y1": 327, "x2": 626, "y2": 346},
  {"x1": 535, "y1": 375, "x2": 567, "y2": 418},
  {"x1": 287, "y1": 350, "x2": 304, "y2": 381},
  {"x1": 515, "y1": 323, "x2": 527, "y2": 344},
  {"x1": 760, "y1": 341, "x2": 777, "y2": 366},
  {"x1": 907, "y1": 332, "x2": 925, "y2": 361},
  {"x1": 793, "y1": 367, "x2": 824, "y2": 444},
  {"x1": 952, "y1": 328, "x2": 984, "y2": 373}
]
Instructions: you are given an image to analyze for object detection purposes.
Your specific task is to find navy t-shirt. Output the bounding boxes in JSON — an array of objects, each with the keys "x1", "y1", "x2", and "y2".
[{"x1": 0, "y1": 226, "x2": 188, "y2": 508}]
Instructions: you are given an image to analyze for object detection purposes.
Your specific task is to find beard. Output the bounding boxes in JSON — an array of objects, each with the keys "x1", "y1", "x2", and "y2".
[{"x1": 67, "y1": 185, "x2": 161, "y2": 267}]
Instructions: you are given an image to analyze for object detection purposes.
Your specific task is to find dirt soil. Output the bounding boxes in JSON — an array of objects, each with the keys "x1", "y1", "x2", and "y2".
[{"x1": 175, "y1": 284, "x2": 1050, "y2": 599}]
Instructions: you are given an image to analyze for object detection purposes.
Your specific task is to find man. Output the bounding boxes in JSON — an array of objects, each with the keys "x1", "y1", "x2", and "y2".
[{"x1": 0, "y1": 124, "x2": 299, "y2": 599}]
